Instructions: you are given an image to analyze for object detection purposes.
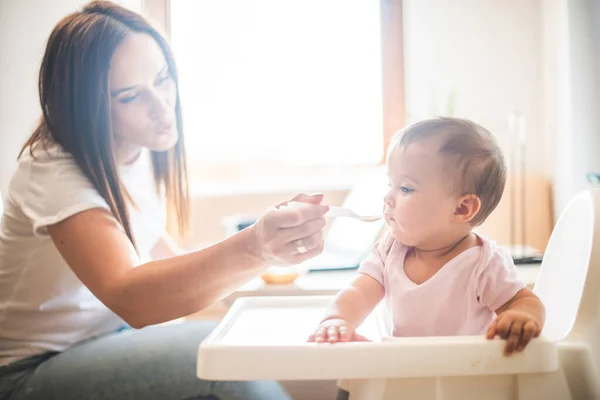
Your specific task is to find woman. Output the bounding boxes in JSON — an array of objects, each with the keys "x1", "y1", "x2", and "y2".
[{"x1": 0, "y1": 2, "x2": 327, "y2": 399}]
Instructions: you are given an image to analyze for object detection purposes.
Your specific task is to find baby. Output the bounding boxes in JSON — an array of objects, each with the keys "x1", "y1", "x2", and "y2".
[{"x1": 309, "y1": 117, "x2": 545, "y2": 356}]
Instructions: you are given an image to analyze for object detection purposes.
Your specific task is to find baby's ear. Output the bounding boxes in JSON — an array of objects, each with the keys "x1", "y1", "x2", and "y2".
[{"x1": 453, "y1": 194, "x2": 481, "y2": 223}]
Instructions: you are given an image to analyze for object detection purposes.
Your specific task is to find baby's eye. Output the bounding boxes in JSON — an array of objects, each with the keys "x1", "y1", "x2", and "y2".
[{"x1": 400, "y1": 186, "x2": 413, "y2": 194}]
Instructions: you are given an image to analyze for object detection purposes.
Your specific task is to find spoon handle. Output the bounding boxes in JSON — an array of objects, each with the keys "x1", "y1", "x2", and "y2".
[
  {"x1": 327, "y1": 206, "x2": 356, "y2": 218},
  {"x1": 327, "y1": 206, "x2": 382, "y2": 222}
]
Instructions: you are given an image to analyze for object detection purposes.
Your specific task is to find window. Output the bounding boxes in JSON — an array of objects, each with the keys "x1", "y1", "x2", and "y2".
[{"x1": 150, "y1": 0, "x2": 404, "y2": 170}]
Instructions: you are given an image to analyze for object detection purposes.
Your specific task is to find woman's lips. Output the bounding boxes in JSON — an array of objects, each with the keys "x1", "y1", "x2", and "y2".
[{"x1": 157, "y1": 122, "x2": 174, "y2": 135}]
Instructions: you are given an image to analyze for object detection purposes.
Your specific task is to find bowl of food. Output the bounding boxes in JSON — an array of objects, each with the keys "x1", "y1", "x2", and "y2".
[{"x1": 259, "y1": 264, "x2": 308, "y2": 285}]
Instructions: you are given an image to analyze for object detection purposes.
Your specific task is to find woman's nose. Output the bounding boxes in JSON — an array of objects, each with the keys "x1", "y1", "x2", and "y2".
[{"x1": 149, "y1": 92, "x2": 172, "y2": 122}]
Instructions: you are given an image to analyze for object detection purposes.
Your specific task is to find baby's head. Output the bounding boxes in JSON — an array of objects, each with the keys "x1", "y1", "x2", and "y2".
[{"x1": 383, "y1": 117, "x2": 506, "y2": 249}]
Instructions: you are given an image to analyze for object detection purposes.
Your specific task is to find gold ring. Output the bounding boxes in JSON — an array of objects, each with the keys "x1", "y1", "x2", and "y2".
[{"x1": 295, "y1": 239, "x2": 308, "y2": 254}]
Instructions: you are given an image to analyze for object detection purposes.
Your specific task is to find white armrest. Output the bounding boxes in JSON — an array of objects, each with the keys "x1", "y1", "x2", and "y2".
[
  {"x1": 199, "y1": 335, "x2": 557, "y2": 381},
  {"x1": 197, "y1": 296, "x2": 558, "y2": 381}
]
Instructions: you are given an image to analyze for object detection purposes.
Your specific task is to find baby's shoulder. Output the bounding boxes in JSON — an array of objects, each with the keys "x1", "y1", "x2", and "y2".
[
  {"x1": 376, "y1": 231, "x2": 408, "y2": 263},
  {"x1": 475, "y1": 234, "x2": 516, "y2": 275}
]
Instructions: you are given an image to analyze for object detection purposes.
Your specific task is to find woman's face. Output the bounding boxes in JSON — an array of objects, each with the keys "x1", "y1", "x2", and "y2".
[{"x1": 109, "y1": 33, "x2": 178, "y2": 162}]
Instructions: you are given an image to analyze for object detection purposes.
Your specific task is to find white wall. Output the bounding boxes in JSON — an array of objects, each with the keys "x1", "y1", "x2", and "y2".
[
  {"x1": 549, "y1": 0, "x2": 600, "y2": 216},
  {"x1": 542, "y1": 0, "x2": 571, "y2": 217},
  {"x1": 0, "y1": 0, "x2": 82, "y2": 196},
  {"x1": 403, "y1": 0, "x2": 546, "y2": 176},
  {"x1": 0, "y1": 0, "x2": 143, "y2": 198}
]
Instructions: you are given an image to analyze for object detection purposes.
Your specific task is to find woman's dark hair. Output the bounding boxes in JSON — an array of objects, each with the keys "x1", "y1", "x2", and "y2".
[{"x1": 20, "y1": 0, "x2": 189, "y2": 246}]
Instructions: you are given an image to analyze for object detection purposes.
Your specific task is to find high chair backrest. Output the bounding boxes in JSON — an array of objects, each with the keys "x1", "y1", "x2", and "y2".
[{"x1": 533, "y1": 190, "x2": 600, "y2": 360}]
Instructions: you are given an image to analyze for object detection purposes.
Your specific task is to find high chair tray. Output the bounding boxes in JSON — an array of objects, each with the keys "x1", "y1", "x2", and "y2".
[{"x1": 197, "y1": 296, "x2": 558, "y2": 381}]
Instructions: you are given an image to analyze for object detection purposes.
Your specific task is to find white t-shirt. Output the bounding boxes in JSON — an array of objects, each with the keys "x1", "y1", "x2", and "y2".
[{"x1": 0, "y1": 144, "x2": 167, "y2": 366}]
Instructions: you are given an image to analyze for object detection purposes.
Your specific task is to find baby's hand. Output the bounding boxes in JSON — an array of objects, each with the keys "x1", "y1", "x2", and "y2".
[
  {"x1": 307, "y1": 318, "x2": 370, "y2": 343},
  {"x1": 486, "y1": 309, "x2": 542, "y2": 356}
]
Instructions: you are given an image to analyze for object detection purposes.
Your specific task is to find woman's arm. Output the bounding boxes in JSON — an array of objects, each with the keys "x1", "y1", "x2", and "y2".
[{"x1": 48, "y1": 195, "x2": 328, "y2": 328}]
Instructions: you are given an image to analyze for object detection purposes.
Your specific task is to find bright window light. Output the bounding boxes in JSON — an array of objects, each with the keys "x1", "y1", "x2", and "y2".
[{"x1": 170, "y1": 0, "x2": 383, "y2": 166}]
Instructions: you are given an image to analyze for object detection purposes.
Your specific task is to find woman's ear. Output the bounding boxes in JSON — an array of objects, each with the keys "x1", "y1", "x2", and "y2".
[{"x1": 453, "y1": 194, "x2": 481, "y2": 223}]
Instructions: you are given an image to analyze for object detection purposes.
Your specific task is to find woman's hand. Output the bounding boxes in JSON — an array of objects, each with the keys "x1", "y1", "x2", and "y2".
[{"x1": 249, "y1": 193, "x2": 329, "y2": 266}]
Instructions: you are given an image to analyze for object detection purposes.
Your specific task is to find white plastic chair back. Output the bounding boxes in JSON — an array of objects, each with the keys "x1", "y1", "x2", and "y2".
[{"x1": 533, "y1": 189, "x2": 600, "y2": 370}]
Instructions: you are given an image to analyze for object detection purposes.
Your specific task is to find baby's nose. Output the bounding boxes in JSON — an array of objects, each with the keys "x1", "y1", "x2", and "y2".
[{"x1": 383, "y1": 192, "x2": 394, "y2": 206}]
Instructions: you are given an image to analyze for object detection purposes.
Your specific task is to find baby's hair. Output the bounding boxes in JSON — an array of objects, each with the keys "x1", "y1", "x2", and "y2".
[{"x1": 388, "y1": 117, "x2": 506, "y2": 226}]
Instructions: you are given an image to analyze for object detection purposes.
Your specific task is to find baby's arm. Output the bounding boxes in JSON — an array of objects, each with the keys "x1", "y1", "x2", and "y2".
[
  {"x1": 308, "y1": 273, "x2": 384, "y2": 343},
  {"x1": 487, "y1": 288, "x2": 546, "y2": 355}
]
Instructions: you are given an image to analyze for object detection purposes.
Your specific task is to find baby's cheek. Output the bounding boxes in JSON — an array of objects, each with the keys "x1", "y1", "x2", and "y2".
[
  {"x1": 404, "y1": 201, "x2": 428, "y2": 221},
  {"x1": 397, "y1": 213, "x2": 422, "y2": 234}
]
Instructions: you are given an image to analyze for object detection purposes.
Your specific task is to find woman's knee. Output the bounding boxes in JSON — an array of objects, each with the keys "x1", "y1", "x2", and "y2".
[{"x1": 208, "y1": 380, "x2": 291, "y2": 400}]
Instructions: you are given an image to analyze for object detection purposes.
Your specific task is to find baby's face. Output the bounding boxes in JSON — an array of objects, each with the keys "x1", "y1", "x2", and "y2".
[{"x1": 384, "y1": 141, "x2": 460, "y2": 248}]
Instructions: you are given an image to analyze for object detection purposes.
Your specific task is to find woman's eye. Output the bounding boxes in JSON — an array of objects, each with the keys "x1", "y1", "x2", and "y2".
[
  {"x1": 119, "y1": 94, "x2": 139, "y2": 104},
  {"x1": 157, "y1": 73, "x2": 172, "y2": 86}
]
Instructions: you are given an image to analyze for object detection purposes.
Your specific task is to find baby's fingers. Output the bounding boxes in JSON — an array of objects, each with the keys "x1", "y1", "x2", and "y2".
[
  {"x1": 517, "y1": 321, "x2": 539, "y2": 351},
  {"x1": 327, "y1": 325, "x2": 340, "y2": 343},
  {"x1": 486, "y1": 319, "x2": 498, "y2": 339},
  {"x1": 310, "y1": 327, "x2": 328, "y2": 343},
  {"x1": 495, "y1": 316, "x2": 513, "y2": 339},
  {"x1": 338, "y1": 326, "x2": 352, "y2": 342},
  {"x1": 505, "y1": 322, "x2": 523, "y2": 356}
]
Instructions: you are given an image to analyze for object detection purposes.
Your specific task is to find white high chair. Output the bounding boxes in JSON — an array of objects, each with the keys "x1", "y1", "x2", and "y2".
[{"x1": 197, "y1": 189, "x2": 600, "y2": 400}]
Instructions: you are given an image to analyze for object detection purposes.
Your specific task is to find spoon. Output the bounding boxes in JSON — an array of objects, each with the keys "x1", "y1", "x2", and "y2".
[{"x1": 327, "y1": 206, "x2": 383, "y2": 222}]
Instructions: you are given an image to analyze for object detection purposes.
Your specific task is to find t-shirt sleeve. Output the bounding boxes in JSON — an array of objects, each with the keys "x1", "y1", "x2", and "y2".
[
  {"x1": 357, "y1": 232, "x2": 394, "y2": 286},
  {"x1": 15, "y1": 149, "x2": 110, "y2": 237},
  {"x1": 476, "y1": 246, "x2": 527, "y2": 311}
]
